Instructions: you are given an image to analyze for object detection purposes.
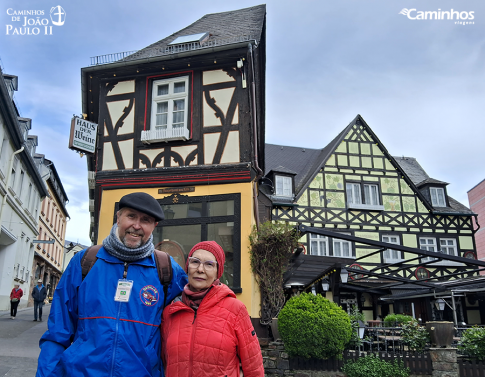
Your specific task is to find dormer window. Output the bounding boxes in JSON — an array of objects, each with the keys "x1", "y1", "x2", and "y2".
[
  {"x1": 275, "y1": 175, "x2": 292, "y2": 197},
  {"x1": 430, "y1": 187, "x2": 446, "y2": 207},
  {"x1": 141, "y1": 75, "x2": 190, "y2": 144}
]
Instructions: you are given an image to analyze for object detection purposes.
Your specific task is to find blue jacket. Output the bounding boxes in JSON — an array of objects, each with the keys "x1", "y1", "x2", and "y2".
[
  {"x1": 36, "y1": 247, "x2": 188, "y2": 377},
  {"x1": 32, "y1": 284, "x2": 47, "y2": 302}
]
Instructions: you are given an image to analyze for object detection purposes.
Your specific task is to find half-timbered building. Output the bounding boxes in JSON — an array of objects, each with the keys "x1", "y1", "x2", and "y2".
[
  {"x1": 81, "y1": 5, "x2": 266, "y2": 320},
  {"x1": 260, "y1": 115, "x2": 483, "y2": 324}
]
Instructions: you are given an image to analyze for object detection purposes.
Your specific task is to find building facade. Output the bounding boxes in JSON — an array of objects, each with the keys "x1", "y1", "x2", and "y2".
[
  {"x1": 468, "y1": 179, "x2": 485, "y2": 264},
  {"x1": 81, "y1": 6, "x2": 266, "y2": 320},
  {"x1": 30, "y1": 156, "x2": 69, "y2": 303},
  {"x1": 0, "y1": 69, "x2": 48, "y2": 310},
  {"x1": 260, "y1": 115, "x2": 482, "y2": 324}
]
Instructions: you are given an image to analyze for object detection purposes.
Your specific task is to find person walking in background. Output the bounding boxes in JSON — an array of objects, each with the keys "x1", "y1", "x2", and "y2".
[
  {"x1": 10, "y1": 283, "x2": 23, "y2": 319},
  {"x1": 32, "y1": 279, "x2": 47, "y2": 322},
  {"x1": 162, "y1": 241, "x2": 264, "y2": 377}
]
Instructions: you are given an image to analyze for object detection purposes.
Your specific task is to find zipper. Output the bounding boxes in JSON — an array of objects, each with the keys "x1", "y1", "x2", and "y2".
[
  {"x1": 188, "y1": 308, "x2": 198, "y2": 377},
  {"x1": 110, "y1": 262, "x2": 129, "y2": 377}
]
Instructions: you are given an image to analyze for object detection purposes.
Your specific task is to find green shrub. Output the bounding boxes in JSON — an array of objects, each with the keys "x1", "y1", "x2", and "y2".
[
  {"x1": 383, "y1": 313, "x2": 414, "y2": 327},
  {"x1": 278, "y1": 293, "x2": 351, "y2": 359},
  {"x1": 458, "y1": 326, "x2": 485, "y2": 360},
  {"x1": 342, "y1": 353, "x2": 410, "y2": 377},
  {"x1": 401, "y1": 319, "x2": 429, "y2": 352}
]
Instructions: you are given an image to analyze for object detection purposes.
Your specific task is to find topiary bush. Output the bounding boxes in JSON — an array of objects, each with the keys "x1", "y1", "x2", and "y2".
[
  {"x1": 278, "y1": 292, "x2": 351, "y2": 359},
  {"x1": 458, "y1": 326, "x2": 485, "y2": 360},
  {"x1": 383, "y1": 313, "x2": 414, "y2": 327},
  {"x1": 342, "y1": 353, "x2": 410, "y2": 377}
]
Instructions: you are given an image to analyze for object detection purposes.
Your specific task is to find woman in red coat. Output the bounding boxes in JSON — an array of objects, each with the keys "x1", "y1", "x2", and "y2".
[
  {"x1": 162, "y1": 241, "x2": 264, "y2": 377},
  {"x1": 10, "y1": 283, "x2": 23, "y2": 319}
]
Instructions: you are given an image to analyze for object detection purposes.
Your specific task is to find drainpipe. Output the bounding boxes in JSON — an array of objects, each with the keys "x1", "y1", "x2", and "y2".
[
  {"x1": 0, "y1": 146, "x2": 24, "y2": 226},
  {"x1": 248, "y1": 43, "x2": 263, "y2": 230}
]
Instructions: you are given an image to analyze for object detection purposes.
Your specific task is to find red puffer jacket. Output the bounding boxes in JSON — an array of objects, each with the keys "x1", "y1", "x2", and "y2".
[
  {"x1": 10, "y1": 288, "x2": 23, "y2": 301},
  {"x1": 162, "y1": 284, "x2": 264, "y2": 377}
]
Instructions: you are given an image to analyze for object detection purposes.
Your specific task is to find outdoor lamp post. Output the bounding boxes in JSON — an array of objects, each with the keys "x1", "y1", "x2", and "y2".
[
  {"x1": 340, "y1": 268, "x2": 349, "y2": 283},
  {"x1": 321, "y1": 279, "x2": 330, "y2": 291},
  {"x1": 435, "y1": 298, "x2": 446, "y2": 320},
  {"x1": 435, "y1": 298, "x2": 446, "y2": 311},
  {"x1": 358, "y1": 319, "x2": 366, "y2": 339}
]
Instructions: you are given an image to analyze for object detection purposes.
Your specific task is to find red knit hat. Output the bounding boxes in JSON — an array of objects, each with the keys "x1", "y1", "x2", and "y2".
[{"x1": 186, "y1": 241, "x2": 225, "y2": 279}]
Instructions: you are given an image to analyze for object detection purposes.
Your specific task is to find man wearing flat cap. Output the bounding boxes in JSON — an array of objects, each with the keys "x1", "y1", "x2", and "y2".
[{"x1": 37, "y1": 192, "x2": 188, "y2": 377}]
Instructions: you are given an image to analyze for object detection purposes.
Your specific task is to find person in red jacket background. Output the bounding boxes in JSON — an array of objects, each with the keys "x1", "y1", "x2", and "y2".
[
  {"x1": 162, "y1": 241, "x2": 264, "y2": 377},
  {"x1": 10, "y1": 283, "x2": 23, "y2": 319}
]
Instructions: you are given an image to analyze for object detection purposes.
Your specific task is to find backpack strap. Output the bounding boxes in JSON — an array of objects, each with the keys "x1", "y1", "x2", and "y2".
[
  {"x1": 81, "y1": 245, "x2": 102, "y2": 281},
  {"x1": 154, "y1": 249, "x2": 173, "y2": 308}
]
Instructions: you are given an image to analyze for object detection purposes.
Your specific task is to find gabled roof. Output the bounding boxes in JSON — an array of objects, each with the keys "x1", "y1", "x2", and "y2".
[
  {"x1": 123, "y1": 5, "x2": 266, "y2": 62},
  {"x1": 264, "y1": 114, "x2": 472, "y2": 215}
]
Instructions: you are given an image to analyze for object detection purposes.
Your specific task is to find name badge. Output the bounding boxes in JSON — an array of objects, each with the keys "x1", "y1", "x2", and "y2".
[{"x1": 114, "y1": 280, "x2": 133, "y2": 302}]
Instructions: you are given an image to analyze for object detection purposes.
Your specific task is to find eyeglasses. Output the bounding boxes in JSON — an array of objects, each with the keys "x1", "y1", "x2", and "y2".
[{"x1": 188, "y1": 257, "x2": 218, "y2": 271}]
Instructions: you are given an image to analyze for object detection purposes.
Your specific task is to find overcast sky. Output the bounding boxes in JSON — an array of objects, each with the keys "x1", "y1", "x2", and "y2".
[{"x1": 1, "y1": 0, "x2": 484, "y2": 246}]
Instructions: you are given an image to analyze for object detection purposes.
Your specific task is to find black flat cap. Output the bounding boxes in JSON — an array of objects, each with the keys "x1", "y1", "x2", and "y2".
[{"x1": 119, "y1": 192, "x2": 164, "y2": 221}]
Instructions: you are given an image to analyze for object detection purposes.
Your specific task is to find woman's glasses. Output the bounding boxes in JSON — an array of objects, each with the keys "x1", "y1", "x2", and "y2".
[{"x1": 188, "y1": 257, "x2": 218, "y2": 271}]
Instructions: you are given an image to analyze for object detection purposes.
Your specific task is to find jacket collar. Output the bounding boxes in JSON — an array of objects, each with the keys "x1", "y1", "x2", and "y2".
[
  {"x1": 166, "y1": 284, "x2": 236, "y2": 315},
  {"x1": 96, "y1": 246, "x2": 156, "y2": 267}
]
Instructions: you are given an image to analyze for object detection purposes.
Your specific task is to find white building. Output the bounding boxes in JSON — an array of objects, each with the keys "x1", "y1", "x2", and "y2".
[{"x1": 0, "y1": 69, "x2": 49, "y2": 310}]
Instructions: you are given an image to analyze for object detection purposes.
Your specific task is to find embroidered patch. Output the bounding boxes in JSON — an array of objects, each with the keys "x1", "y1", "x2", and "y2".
[{"x1": 140, "y1": 285, "x2": 159, "y2": 306}]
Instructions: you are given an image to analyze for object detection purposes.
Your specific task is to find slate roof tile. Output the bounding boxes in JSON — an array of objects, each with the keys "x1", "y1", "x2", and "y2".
[{"x1": 123, "y1": 5, "x2": 266, "y2": 62}]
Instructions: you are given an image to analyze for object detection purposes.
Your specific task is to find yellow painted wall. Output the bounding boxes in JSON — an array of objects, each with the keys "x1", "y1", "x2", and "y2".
[{"x1": 96, "y1": 182, "x2": 261, "y2": 317}]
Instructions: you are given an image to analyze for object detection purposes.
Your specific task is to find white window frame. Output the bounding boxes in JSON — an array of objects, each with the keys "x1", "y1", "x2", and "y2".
[
  {"x1": 382, "y1": 235, "x2": 402, "y2": 262},
  {"x1": 333, "y1": 234, "x2": 352, "y2": 257},
  {"x1": 9, "y1": 157, "x2": 18, "y2": 191},
  {"x1": 141, "y1": 75, "x2": 190, "y2": 143},
  {"x1": 346, "y1": 182, "x2": 384, "y2": 210},
  {"x1": 310, "y1": 234, "x2": 328, "y2": 256},
  {"x1": 430, "y1": 187, "x2": 446, "y2": 207},
  {"x1": 419, "y1": 237, "x2": 437, "y2": 262},
  {"x1": 275, "y1": 175, "x2": 292, "y2": 197},
  {"x1": 439, "y1": 238, "x2": 457, "y2": 257}
]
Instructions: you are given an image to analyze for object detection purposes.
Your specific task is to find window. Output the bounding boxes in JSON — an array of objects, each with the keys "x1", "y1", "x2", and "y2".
[
  {"x1": 310, "y1": 234, "x2": 328, "y2": 256},
  {"x1": 439, "y1": 239, "x2": 457, "y2": 256},
  {"x1": 346, "y1": 182, "x2": 383, "y2": 210},
  {"x1": 430, "y1": 187, "x2": 446, "y2": 207},
  {"x1": 309, "y1": 233, "x2": 353, "y2": 257},
  {"x1": 419, "y1": 237, "x2": 437, "y2": 262},
  {"x1": 382, "y1": 235, "x2": 401, "y2": 262},
  {"x1": 333, "y1": 237, "x2": 352, "y2": 257},
  {"x1": 275, "y1": 175, "x2": 292, "y2": 197},
  {"x1": 142, "y1": 75, "x2": 190, "y2": 143},
  {"x1": 18, "y1": 170, "x2": 25, "y2": 198},
  {"x1": 0, "y1": 138, "x2": 9, "y2": 174},
  {"x1": 10, "y1": 157, "x2": 18, "y2": 189}
]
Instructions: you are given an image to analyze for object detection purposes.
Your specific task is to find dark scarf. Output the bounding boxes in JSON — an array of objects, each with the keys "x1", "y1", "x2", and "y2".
[
  {"x1": 182, "y1": 279, "x2": 220, "y2": 310},
  {"x1": 102, "y1": 224, "x2": 154, "y2": 262}
]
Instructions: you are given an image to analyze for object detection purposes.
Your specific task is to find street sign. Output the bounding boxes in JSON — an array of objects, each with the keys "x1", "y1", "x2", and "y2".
[{"x1": 33, "y1": 239, "x2": 55, "y2": 244}]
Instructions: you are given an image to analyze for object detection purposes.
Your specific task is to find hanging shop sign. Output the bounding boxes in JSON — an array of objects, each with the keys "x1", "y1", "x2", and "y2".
[{"x1": 68, "y1": 116, "x2": 98, "y2": 154}]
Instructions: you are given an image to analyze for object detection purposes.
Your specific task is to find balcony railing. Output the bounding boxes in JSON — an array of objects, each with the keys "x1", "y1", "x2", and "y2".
[
  {"x1": 141, "y1": 127, "x2": 190, "y2": 144},
  {"x1": 89, "y1": 35, "x2": 255, "y2": 66},
  {"x1": 90, "y1": 50, "x2": 138, "y2": 66}
]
